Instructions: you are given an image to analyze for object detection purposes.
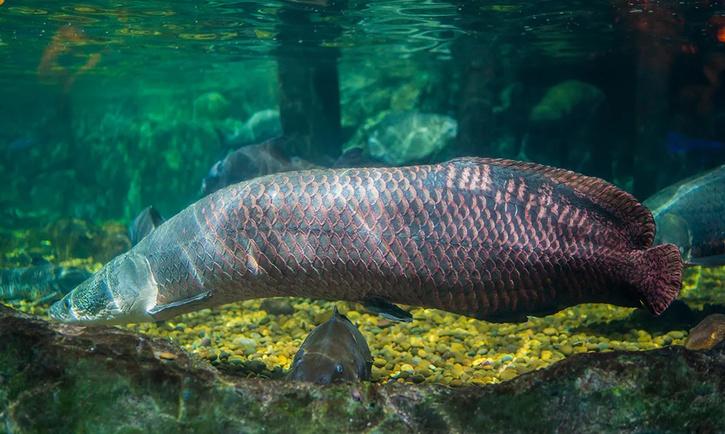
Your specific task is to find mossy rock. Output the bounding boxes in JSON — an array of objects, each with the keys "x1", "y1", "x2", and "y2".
[{"x1": 1, "y1": 305, "x2": 724, "y2": 433}]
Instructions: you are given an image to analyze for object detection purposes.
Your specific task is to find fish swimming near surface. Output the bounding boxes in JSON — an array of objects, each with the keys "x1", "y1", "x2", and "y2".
[
  {"x1": 644, "y1": 164, "x2": 725, "y2": 266},
  {"x1": 1, "y1": 263, "x2": 91, "y2": 303},
  {"x1": 200, "y1": 137, "x2": 320, "y2": 196},
  {"x1": 49, "y1": 157, "x2": 683, "y2": 325},
  {"x1": 129, "y1": 206, "x2": 165, "y2": 246},
  {"x1": 288, "y1": 307, "x2": 372, "y2": 384}
]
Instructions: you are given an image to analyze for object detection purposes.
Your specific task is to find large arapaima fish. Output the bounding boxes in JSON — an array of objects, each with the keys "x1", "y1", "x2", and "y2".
[{"x1": 50, "y1": 158, "x2": 682, "y2": 325}]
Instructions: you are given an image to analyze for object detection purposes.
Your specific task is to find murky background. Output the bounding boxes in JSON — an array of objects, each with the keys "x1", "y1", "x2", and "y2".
[{"x1": 1, "y1": 0, "x2": 724, "y2": 385}]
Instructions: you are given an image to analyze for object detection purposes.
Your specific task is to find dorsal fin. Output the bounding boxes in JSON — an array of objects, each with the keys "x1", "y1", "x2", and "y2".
[{"x1": 448, "y1": 157, "x2": 655, "y2": 248}]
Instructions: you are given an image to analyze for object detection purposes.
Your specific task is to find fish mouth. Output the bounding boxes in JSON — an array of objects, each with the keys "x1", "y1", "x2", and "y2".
[{"x1": 48, "y1": 295, "x2": 76, "y2": 323}]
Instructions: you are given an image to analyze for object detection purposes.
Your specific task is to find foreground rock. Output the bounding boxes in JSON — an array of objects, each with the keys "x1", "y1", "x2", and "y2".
[{"x1": 1, "y1": 305, "x2": 723, "y2": 434}]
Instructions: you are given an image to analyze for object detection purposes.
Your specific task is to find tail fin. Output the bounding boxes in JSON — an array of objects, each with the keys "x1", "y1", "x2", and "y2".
[{"x1": 628, "y1": 244, "x2": 683, "y2": 315}]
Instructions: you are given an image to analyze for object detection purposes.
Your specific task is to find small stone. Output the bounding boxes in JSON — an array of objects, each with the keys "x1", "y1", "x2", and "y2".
[
  {"x1": 543, "y1": 327, "x2": 558, "y2": 336},
  {"x1": 399, "y1": 363, "x2": 414, "y2": 374},
  {"x1": 158, "y1": 351, "x2": 177, "y2": 360},
  {"x1": 540, "y1": 350, "x2": 553, "y2": 361},
  {"x1": 246, "y1": 360, "x2": 267, "y2": 373},
  {"x1": 499, "y1": 369, "x2": 519, "y2": 381},
  {"x1": 260, "y1": 299, "x2": 295, "y2": 316},
  {"x1": 667, "y1": 330, "x2": 685, "y2": 340},
  {"x1": 450, "y1": 342, "x2": 466, "y2": 354},
  {"x1": 233, "y1": 337, "x2": 257, "y2": 355},
  {"x1": 411, "y1": 374, "x2": 426, "y2": 384},
  {"x1": 376, "y1": 319, "x2": 393, "y2": 327}
]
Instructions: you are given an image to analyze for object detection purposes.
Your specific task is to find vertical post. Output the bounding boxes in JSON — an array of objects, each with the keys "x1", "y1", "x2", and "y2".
[
  {"x1": 624, "y1": 2, "x2": 682, "y2": 198},
  {"x1": 449, "y1": 2, "x2": 520, "y2": 158},
  {"x1": 276, "y1": 3, "x2": 344, "y2": 164}
]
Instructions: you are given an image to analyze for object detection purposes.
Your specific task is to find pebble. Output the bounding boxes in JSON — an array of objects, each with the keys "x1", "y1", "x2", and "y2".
[
  {"x1": 399, "y1": 363, "x2": 415, "y2": 374},
  {"x1": 260, "y1": 299, "x2": 295, "y2": 316},
  {"x1": 12, "y1": 277, "x2": 713, "y2": 387},
  {"x1": 233, "y1": 337, "x2": 257, "y2": 355},
  {"x1": 667, "y1": 330, "x2": 685, "y2": 340},
  {"x1": 158, "y1": 351, "x2": 177, "y2": 360},
  {"x1": 499, "y1": 369, "x2": 519, "y2": 381},
  {"x1": 543, "y1": 327, "x2": 558, "y2": 336}
]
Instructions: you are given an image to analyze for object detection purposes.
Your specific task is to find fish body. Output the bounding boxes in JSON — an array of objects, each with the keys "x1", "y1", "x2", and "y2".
[
  {"x1": 644, "y1": 164, "x2": 725, "y2": 266},
  {"x1": 288, "y1": 308, "x2": 372, "y2": 384},
  {"x1": 0, "y1": 264, "x2": 90, "y2": 302},
  {"x1": 200, "y1": 138, "x2": 319, "y2": 196},
  {"x1": 50, "y1": 158, "x2": 682, "y2": 325}
]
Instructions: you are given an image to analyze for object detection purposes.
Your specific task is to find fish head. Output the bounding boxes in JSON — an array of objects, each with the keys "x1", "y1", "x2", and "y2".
[
  {"x1": 288, "y1": 352, "x2": 358, "y2": 384},
  {"x1": 287, "y1": 309, "x2": 371, "y2": 384},
  {"x1": 436, "y1": 115, "x2": 458, "y2": 143},
  {"x1": 49, "y1": 252, "x2": 158, "y2": 325},
  {"x1": 200, "y1": 159, "x2": 226, "y2": 196}
]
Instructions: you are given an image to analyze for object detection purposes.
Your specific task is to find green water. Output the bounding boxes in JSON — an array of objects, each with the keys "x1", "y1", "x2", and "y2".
[
  {"x1": 1, "y1": 3, "x2": 725, "y2": 432},
  {"x1": 1, "y1": 0, "x2": 723, "y2": 225}
]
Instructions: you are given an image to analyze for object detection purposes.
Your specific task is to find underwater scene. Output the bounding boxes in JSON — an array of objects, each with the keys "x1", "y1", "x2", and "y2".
[{"x1": 1, "y1": 0, "x2": 725, "y2": 432}]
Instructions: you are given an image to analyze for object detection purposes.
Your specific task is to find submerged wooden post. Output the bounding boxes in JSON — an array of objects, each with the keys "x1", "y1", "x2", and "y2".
[{"x1": 276, "y1": 3, "x2": 344, "y2": 164}]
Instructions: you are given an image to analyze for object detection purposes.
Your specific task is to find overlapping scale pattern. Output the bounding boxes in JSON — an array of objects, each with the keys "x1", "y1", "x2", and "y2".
[{"x1": 151, "y1": 158, "x2": 652, "y2": 321}]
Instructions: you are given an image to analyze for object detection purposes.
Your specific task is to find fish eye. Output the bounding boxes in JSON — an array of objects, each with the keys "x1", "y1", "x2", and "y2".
[{"x1": 335, "y1": 363, "x2": 344, "y2": 374}]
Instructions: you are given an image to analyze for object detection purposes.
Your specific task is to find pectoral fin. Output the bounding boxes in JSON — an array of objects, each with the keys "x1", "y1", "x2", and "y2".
[
  {"x1": 148, "y1": 290, "x2": 212, "y2": 319},
  {"x1": 363, "y1": 297, "x2": 412, "y2": 322}
]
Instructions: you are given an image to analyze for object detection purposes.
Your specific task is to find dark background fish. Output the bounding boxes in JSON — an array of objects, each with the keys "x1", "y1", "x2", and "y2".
[
  {"x1": 200, "y1": 137, "x2": 320, "y2": 196},
  {"x1": 644, "y1": 164, "x2": 725, "y2": 266},
  {"x1": 288, "y1": 308, "x2": 372, "y2": 384},
  {"x1": 0, "y1": 263, "x2": 90, "y2": 302},
  {"x1": 129, "y1": 206, "x2": 165, "y2": 246}
]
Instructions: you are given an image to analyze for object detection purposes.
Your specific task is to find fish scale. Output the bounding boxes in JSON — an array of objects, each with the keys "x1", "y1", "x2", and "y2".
[
  {"x1": 51, "y1": 157, "x2": 683, "y2": 325},
  {"x1": 121, "y1": 157, "x2": 680, "y2": 322}
]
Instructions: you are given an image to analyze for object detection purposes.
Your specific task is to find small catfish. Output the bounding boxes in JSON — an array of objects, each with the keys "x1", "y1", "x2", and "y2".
[
  {"x1": 0, "y1": 262, "x2": 91, "y2": 303},
  {"x1": 200, "y1": 137, "x2": 320, "y2": 196},
  {"x1": 129, "y1": 206, "x2": 165, "y2": 246},
  {"x1": 288, "y1": 307, "x2": 372, "y2": 384},
  {"x1": 644, "y1": 164, "x2": 725, "y2": 266}
]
